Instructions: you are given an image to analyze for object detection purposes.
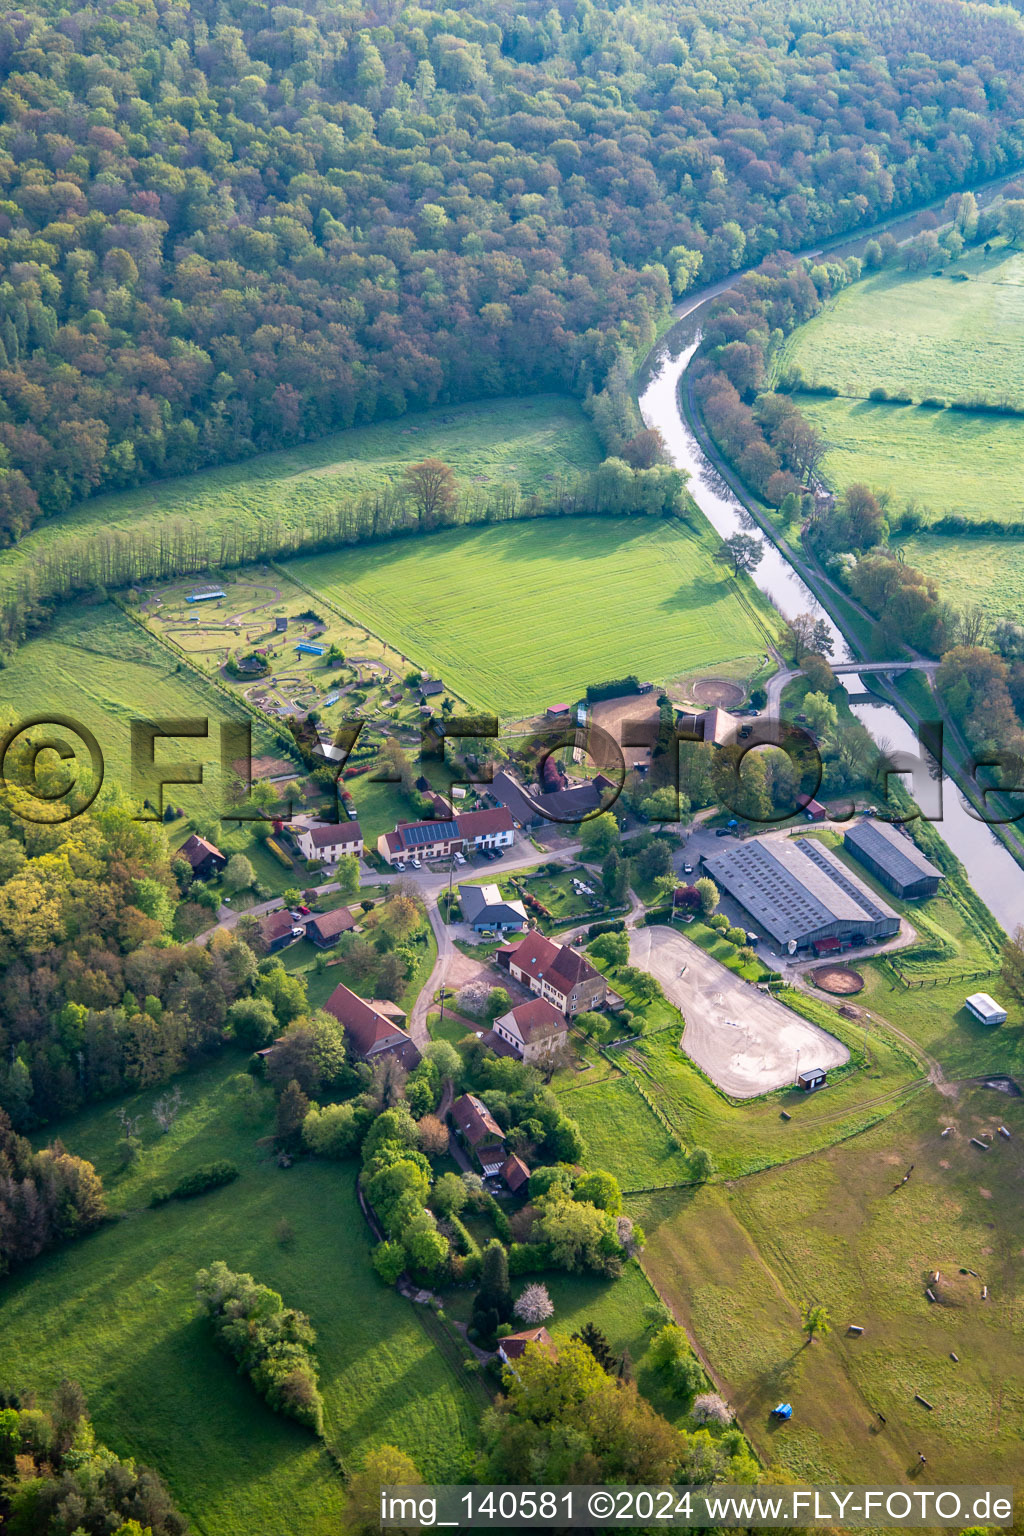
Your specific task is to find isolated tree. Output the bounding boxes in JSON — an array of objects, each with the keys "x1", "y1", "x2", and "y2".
[
  {"x1": 715, "y1": 532, "x2": 764, "y2": 577},
  {"x1": 513, "y1": 1282, "x2": 554, "y2": 1326},
  {"x1": 472, "y1": 1239, "x2": 513, "y2": 1340},
  {"x1": 334, "y1": 853, "x2": 359, "y2": 899},
  {"x1": 801, "y1": 1301, "x2": 831, "y2": 1343},
  {"x1": 694, "y1": 876, "x2": 719, "y2": 918},
  {"x1": 801, "y1": 652, "x2": 836, "y2": 693},
  {"x1": 690, "y1": 1146, "x2": 715, "y2": 1182},
  {"x1": 275, "y1": 1079, "x2": 310, "y2": 1149},
  {"x1": 224, "y1": 853, "x2": 255, "y2": 892},
  {"x1": 572, "y1": 1321, "x2": 616, "y2": 1372},
  {"x1": 791, "y1": 612, "x2": 835, "y2": 662},
  {"x1": 402, "y1": 458, "x2": 457, "y2": 525},
  {"x1": 346, "y1": 1446, "x2": 422, "y2": 1534},
  {"x1": 1000, "y1": 200, "x2": 1024, "y2": 247},
  {"x1": 485, "y1": 986, "x2": 511, "y2": 1023}
]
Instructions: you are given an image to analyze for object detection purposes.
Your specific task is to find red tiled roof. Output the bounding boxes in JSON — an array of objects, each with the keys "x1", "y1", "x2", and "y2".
[
  {"x1": 501, "y1": 1154, "x2": 530, "y2": 1192},
  {"x1": 177, "y1": 833, "x2": 225, "y2": 869},
  {"x1": 260, "y1": 909, "x2": 296, "y2": 943},
  {"x1": 307, "y1": 906, "x2": 355, "y2": 940},
  {"x1": 505, "y1": 997, "x2": 567, "y2": 1043},
  {"x1": 323, "y1": 981, "x2": 415, "y2": 1059},
  {"x1": 455, "y1": 807, "x2": 515, "y2": 839},
  {"x1": 506, "y1": 932, "x2": 600, "y2": 995},
  {"x1": 451, "y1": 1093, "x2": 504, "y2": 1146},
  {"x1": 303, "y1": 822, "x2": 362, "y2": 848},
  {"x1": 500, "y1": 1326, "x2": 556, "y2": 1361}
]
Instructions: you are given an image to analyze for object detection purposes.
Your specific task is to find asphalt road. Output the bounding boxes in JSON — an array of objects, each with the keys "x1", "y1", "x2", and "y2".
[{"x1": 629, "y1": 922, "x2": 849, "y2": 1098}]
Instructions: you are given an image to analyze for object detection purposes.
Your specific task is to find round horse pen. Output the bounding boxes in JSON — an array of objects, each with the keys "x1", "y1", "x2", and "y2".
[{"x1": 812, "y1": 963, "x2": 865, "y2": 996}]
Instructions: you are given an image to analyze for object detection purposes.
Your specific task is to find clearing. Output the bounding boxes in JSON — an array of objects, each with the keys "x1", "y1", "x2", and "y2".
[
  {"x1": 631, "y1": 924, "x2": 849, "y2": 1098},
  {"x1": 287, "y1": 517, "x2": 779, "y2": 717}
]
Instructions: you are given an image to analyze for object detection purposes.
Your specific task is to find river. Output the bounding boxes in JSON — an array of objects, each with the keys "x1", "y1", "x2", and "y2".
[{"x1": 638, "y1": 325, "x2": 1024, "y2": 934}]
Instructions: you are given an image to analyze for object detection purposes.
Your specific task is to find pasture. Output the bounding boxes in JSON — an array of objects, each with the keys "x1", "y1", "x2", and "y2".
[
  {"x1": 777, "y1": 243, "x2": 1024, "y2": 522},
  {"x1": 0, "y1": 395, "x2": 602, "y2": 593},
  {"x1": 287, "y1": 518, "x2": 778, "y2": 716},
  {"x1": 892, "y1": 532, "x2": 1024, "y2": 621},
  {"x1": 1, "y1": 1056, "x2": 476, "y2": 1536},
  {"x1": 633, "y1": 1085, "x2": 1024, "y2": 1482}
]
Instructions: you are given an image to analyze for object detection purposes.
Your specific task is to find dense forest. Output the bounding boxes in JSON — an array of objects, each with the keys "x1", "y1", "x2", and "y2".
[{"x1": 3, "y1": 0, "x2": 1024, "y2": 537}]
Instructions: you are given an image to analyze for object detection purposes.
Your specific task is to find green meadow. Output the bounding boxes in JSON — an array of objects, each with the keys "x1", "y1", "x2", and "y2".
[
  {"x1": 1, "y1": 1056, "x2": 476, "y2": 1536},
  {"x1": 777, "y1": 243, "x2": 1024, "y2": 523},
  {"x1": 287, "y1": 517, "x2": 778, "y2": 716},
  {"x1": 892, "y1": 532, "x2": 1024, "y2": 620},
  {"x1": 0, "y1": 395, "x2": 602, "y2": 593}
]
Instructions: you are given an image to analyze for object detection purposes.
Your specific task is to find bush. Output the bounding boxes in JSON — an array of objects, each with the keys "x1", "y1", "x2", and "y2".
[
  {"x1": 868, "y1": 385, "x2": 889, "y2": 402},
  {"x1": 508, "y1": 1241, "x2": 549, "y2": 1276},
  {"x1": 725, "y1": 926, "x2": 747, "y2": 946},
  {"x1": 708, "y1": 913, "x2": 729, "y2": 932},
  {"x1": 152, "y1": 1161, "x2": 239, "y2": 1204},
  {"x1": 919, "y1": 395, "x2": 945, "y2": 410}
]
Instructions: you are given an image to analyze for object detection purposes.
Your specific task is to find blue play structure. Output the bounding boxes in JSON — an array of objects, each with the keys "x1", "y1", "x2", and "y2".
[
  {"x1": 771, "y1": 1403, "x2": 792, "y2": 1420},
  {"x1": 186, "y1": 589, "x2": 225, "y2": 603},
  {"x1": 295, "y1": 642, "x2": 326, "y2": 656}
]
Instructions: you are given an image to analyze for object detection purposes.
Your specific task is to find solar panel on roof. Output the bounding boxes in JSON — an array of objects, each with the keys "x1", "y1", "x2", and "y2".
[{"x1": 401, "y1": 820, "x2": 460, "y2": 846}]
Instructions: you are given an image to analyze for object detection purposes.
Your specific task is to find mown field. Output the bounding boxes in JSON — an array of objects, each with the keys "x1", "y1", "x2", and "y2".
[
  {"x1": 0, "y1": 395, "x2": 602, "y2": 593},
  {"x1": 288, "y1": 517, "x2": 778, "y2": 716},
  {"x1": 633, "y1": 1086, "x2": 1024, "y2": 1482},
  {"x1": 777, "y1": 244, "x2": 1024, "y2": 524},
  {"x1": 1, "y1": 1055, "x2": 477, "y2": 1536}
]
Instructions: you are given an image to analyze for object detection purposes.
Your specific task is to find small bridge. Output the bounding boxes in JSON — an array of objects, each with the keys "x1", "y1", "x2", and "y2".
[{"x1": 829, "y1": 660, "x2": 939, "y2": 676}]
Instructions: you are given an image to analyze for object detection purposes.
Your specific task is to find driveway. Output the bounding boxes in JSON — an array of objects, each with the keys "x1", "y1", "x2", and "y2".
[{"x1": 630, "y1": 923, "x2": 849, "y2": 1098}]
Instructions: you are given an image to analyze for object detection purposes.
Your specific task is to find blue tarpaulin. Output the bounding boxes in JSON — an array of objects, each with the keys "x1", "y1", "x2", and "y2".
[{"x1": 772, "y1": 1403, "x2": 792, "y2": 1419}]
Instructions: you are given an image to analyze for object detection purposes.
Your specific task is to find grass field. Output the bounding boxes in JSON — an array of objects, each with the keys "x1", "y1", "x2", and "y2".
[
  {"x1": 555, "y1": 1074, "x2": 693, "y2": 1189},
  {"x1": 1, "y1": 1056, "x2": 476, "y2": 1536},
  {"x1": 633, "y1": 1085, "x2": 1024, "y2": 1481},
  {"x1": 287, "y1": 518, "x2": 778, "y2": 715},
  {"x1": 0, "y1": 395, "x2": 602, "y2": 593},
  {"x1": 892, "y1": 532, "x2": 1024, "y2": 621},
  {"x1": 777, "y1": 243, "x2": 1024, "y2": 523}
]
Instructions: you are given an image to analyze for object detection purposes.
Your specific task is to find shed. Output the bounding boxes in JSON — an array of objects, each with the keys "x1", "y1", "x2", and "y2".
[
  {"x1": 965, "y1": 992, "x2": 1007, "y2": 1027},
  {"x1": 186, "y1": 589, "x2": 225, "y2": 603},
  {"x1": 275, "y1": 616, "x2": 288, "y2": 631},
  {"x1": 797, "y1": 1067, "x2": 827, "y2": 1091},
  {"x1": 804, "y1": 799, "x2": 827, "y2": 822},
  {"x1": 843, "y1": 818, "x2": 944, "y2": 900},
  {"x1": 296, "y1": 642, "x2": 326, "y2": 656}
]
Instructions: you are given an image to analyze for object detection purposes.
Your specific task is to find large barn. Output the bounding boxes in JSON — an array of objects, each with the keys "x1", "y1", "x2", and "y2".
[
  {"x1": 842, "y1": 818, "x2": 944, "y2": 900},
  {"x1": 702, "y1": 836, "x2": 900, "y2": 954}
]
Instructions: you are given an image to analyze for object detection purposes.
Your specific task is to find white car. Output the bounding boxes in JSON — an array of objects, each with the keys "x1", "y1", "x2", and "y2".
[
  {"x1": 454, "y1": 852, "x2": 466, "y2": 865},
  {"x1": 411, "y1": 856, "x2": 422, "y2": 869},
  {"x1": 683, "y1": 863, "x2": 693, "y2": 874}
]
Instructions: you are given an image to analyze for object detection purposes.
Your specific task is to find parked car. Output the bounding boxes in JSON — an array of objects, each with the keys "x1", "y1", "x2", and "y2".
[
  {"x1": 683, "y1": 863, "x2": 693, "y2": 874},
  {"x1": 411, "y1": 856, "x2": 422, "y2": 869},
  {"x1": 290, "y1": 926, "x2": 305, "y2": 940},
  {"x1": 454, "y1": 851, "x2": 466, "y2": 865},
  {"x1": 746, "y1": 931, "x2": 759, "y2": 946},
  {"x1": 298, "y1": 904, "x2": 311, "y2": 915},
  {"x1": 715, "y1": 827, "x2": 731, "y2": 837},
  {"x1": 493, "y1": 848, "x2": 504, "y2": 859}
]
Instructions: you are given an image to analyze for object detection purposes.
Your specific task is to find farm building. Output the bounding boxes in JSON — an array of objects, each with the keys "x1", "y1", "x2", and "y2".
[
  {"x1": 186, "y1": 588, "x2": 225, "y2": 603},
  {"x1": 546, "y1": 703, "x2": 571, "y2": 719},
  {"x1": 305, "y1": 907, "x2": 356, "y2": 948},
  {"x1": 965, "y1": 992, "x2": 1007, "y2": 1026},
  {"x1": 259, "y1": 909, "x2": 302, "y2": 953},
  {"x1": 292, "y1": 819, "x2": 363, "y2": 864},
  {"x1": 804, "y1": 799, "x2": 827, "y2": 822},
  {"x1": 323, "y1": 983, "x2": 420, "y2": 1068},
  {"x1": 275, "y1": 617, "x2": 288, "y2": 631},
  {"x1": 419, "y1": 677, "x2": 445, "y2": 700},
  {"x1": 457, "y1": 883, "x2": 528, "y2": 934},
  {"x1": 492, "y1": 998, "x2": 568, "y2": 1062},
  {"x1": 702, "y1": 836, "x2": 900, "y2": 954},
  {"x1": 497, "y1": 931, "x2": 607, "y2": 1015},
  {"x1": 842, "y1": 818, "x2": 944, "y2": 899},
  {"x1": 176, "y1": 833, "x2": 226, "y2": 880}
]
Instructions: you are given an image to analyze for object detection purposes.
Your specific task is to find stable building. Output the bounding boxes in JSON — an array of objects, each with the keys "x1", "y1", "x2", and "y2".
[
  {"x1": 842, "y1": 818, "x2": 944, "y2": 900},
  {"x1": 702, "y1": 836, "x2": 899, "y2": 954},
  {"x1": 965, "y1": 992, "x2": 1007, "y2": 1027}
]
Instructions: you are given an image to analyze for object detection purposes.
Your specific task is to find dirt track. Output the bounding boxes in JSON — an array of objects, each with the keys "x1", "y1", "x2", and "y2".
[{"x1": 630, "y1": 923, "x2": 849, "y2": 1097}]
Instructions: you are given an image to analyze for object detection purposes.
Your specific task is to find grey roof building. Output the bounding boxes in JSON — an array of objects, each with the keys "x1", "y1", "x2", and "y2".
[
  {"x1": 458, "y1": 882, "x2": 528, "y2": 932},
  {"x1": 702, "y1": 836, "x2": 899, "y2": 953},
  {"x1": 842, "y1": 818, "x2": 944, "y2": 900}
]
